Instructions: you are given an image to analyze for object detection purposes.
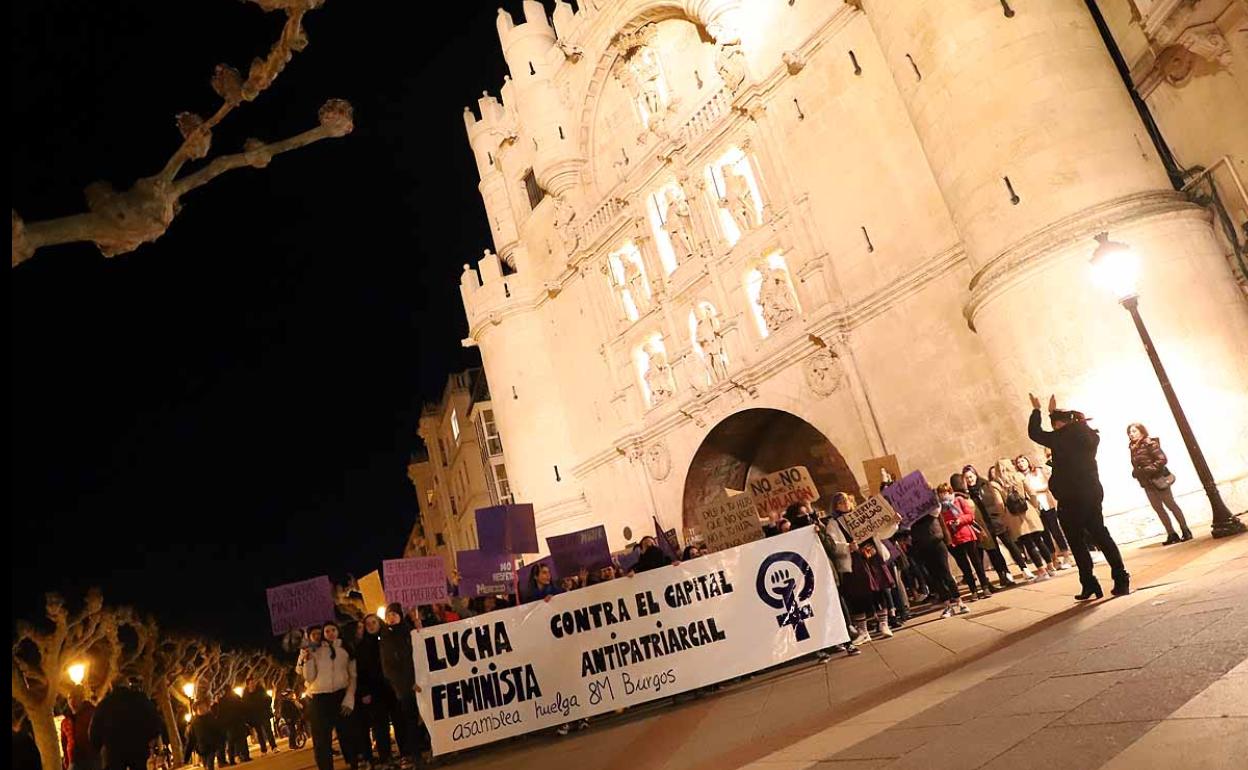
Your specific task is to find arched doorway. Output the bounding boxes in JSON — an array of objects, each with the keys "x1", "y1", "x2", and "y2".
[{"x1": 681, "y1": 408, "x2": 860, "y2": 531}]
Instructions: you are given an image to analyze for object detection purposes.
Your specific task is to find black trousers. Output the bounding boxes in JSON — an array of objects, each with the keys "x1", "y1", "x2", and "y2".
[
  {"x1": 983, "y1": 542, "x2": 1010, "y2": 580},
  {"x1": 950, "y1": 541, "x2": 991, "y2": 593},
  {"x1": 356, "y1": 692, "x2": 395, "y2": 762},
  {"x1": 253, "y1": 719, "x2": 276, "y2": 752},
  {"x1": 1039, "y1": 508, "x2": 1068, "y2": 552},
  {"x1": 226, "y1": 726, "x2": 250, "y2": 764},
  {"x1": 1018, "y1": 532, "x2": 1053, "y2": 569},
  {"x1": 1058, "y1": 491, "x2": 1128, "y2": 587},
  {"x1": 308, "y1": 690, "x2": 360, "y2": 770},
  {"x1": 393, "y1": 688, "x2": 424, "y2": 759},
  {"x1": 996, "y1": 531, "x2": 1030, "y2": 571},
  {"x1": 911, "y1": 542, "x2": 958, "y2": 603},
  {"x1": 102, "y1": 747, "x2": 147, "y2": 770}
]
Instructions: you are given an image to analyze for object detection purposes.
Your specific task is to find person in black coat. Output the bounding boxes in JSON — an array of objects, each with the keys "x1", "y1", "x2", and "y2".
[
  {"x1": 242, "y1": 678, "x2": 276, "y2": 754},
  {"x1": 217, "y1": 689, "x2": 251, "y2": 764},
  {"x1": 631, "y1": 536, "x2": 678, "y2": 573},
  {"x1": 1028, "y1": 394, "x2": 1129, "y2": 599},
  {"x1": 353, "y1": 615, "x2": 395, "y2": 766},
  {"x1": 380, "y1": 604, "x2": 427, "y2": 763},
  {"x1": 184, "y1": 701, "x2": 224, "y2": 770},
  {"x1": 89, "y1": 678, "x2": 162, "y2": 770}
]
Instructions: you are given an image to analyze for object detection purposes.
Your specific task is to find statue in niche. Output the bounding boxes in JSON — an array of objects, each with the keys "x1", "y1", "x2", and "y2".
[
  {"x1": 623, "y1": 256, "x2": 651, "y2": 314},
  {"x1": 644, "y1": 343, "x2": 675, "y2": 406},
  {"x1": 716, "y1": 39, "x2": 748, "y2": 94},
  {"x1": 757, "y1": 265, "x2": 798, "y2": 332},
  {"x1": 633, "y1": 47, "x2": 666, "y2": 119},
  {"x1": 720, "y1": 165, "x2": 760, "y2": 233},
  {"x1": 695, "y1": 305, "x2": 729, "y2": 382},
  {"x1": 552, "y1": 195, "x2": 580, "y2": 256},
  {"x1": 661, "y1": 187, "x2": 697, "y2": 263}
]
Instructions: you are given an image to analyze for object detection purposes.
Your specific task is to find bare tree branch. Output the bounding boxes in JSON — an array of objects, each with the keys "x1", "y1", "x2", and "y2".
[{"x1": 11, "y1": 0, "x2": 351, "y2": 267}]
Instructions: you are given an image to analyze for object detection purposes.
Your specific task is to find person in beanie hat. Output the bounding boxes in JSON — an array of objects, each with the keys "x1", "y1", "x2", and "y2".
[{"x1": 379, "y1": 604, "x2": 426, "y2": 767}]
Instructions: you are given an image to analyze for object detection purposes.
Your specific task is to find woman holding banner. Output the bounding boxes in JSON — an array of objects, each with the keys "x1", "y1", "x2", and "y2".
[{"x1": 831, "y1": 493, "x2": 895, "y2": 640}]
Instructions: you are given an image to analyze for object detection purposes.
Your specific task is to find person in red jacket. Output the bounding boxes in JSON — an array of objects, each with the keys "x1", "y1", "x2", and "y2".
[
  {"x1": 939, "y1": 482, "x2": 993, "y2": 600},
  {"x1": 60, "y1": 688, "x2": 99, "y2": 770}
]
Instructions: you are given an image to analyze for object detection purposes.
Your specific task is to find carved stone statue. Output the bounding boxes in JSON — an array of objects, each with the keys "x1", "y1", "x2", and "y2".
[
  {"x1": 662, "y1": 188, "x2": 697, "y2": 263},
  {"x1": 757, "y1": 266, "x2": 798, "y2": 332},
  {"x1": 623, "y1": 256, "x2": 651, "y2": 314},
  {"x1": 720, "y1": 165, "x2": 760, "y2": 233},
  {"x1": 716, "y1": 40, "x2": 748, "y2": 94},
  {"x1": 552, "y1": 195, "x2": 580, "y2": 256},
  {"x1": 644, "y1": 344, "x2": 675, "y2": 406},
  {"x1": 695, "y1": 305, "x2": 729, "y2": 382},
  {"x1": 633, "y1": 47, "x2": 666, "y2": 118}
]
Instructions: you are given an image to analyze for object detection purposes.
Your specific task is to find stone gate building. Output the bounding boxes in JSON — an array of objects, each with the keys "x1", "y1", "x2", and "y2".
[{"x1": 453, "y1": 0, "x2": 1248, "y2": 554}]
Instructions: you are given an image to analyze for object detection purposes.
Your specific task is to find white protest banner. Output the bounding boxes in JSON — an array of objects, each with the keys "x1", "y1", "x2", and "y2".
[
  {"x1": 412, "y1": 528, "x2": 847, "y2": 755},
  {"x1": 839, "y1": 495, "x2": 900, "y2": 542},
  {"x1": 748, "y1": 466, "x2": 820, "y2": 518},
  {"x1": 688, "y1": 493, "x2": 764, "y2": 553}
]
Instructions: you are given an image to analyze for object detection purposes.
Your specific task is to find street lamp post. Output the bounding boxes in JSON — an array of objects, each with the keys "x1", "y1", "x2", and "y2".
[
  {"x1": 67, "y1": 662, "x2": 87, "y2": 686},
  {"x1": 1090, "y1": 232, "x2": 1247, "y2": 538}
]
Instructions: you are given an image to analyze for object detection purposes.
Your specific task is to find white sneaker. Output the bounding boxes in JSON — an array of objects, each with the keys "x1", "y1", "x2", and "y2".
[
  {"x1": 850, "y1": 627, "x2": 871, "y2": 646},
  {"x1": 1034, "y1": 570, "x2": 1051, "y2": 581},
  {"x1": 1022, "y1": 567, "x2": 1036, "y2": 580},
  {"x1": 939, "y1": 606, "x2": 955, "y2": 619},
  {"x1": 556, "y1": 723, "x2": 570, "y2": 736},
  {"x1": 957, "y1": 603, "x2": 970, "y2": 615},
  {"x1": 879, "y1": 623, "x2": 894, "y2": 638}
]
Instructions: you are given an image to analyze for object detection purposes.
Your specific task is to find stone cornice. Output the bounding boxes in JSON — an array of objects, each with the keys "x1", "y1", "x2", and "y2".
[{"x1": 963, "y1": 190, "x2": 1201, "y2": 330}]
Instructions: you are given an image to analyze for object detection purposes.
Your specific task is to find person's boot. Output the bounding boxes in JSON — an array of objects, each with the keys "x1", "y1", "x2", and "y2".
[
  {"x1": 1180, "y1": 527, "x2": 1193, "y2": 542},
  {"x1": 1162, "y1": 532, "x2": 1180, "y2": 546},
  {"x1": 1111, "y1": 573, "x2": 1131, "y2": 597},
  {"x1": 1074, "y1": 578, "x2": 1103, "y2": 601}
]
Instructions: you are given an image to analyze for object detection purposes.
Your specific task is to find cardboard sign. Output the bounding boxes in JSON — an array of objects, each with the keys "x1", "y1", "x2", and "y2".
[
  {"x1": 357, "y1": 570, "x2": 387, "y2": 616},
  {"x1": 688, "y1": 494, "x2": 765, "y2": 553},
  {"x1": 881, "y1": 470, "x2": 939, "y2": 528},
  {"x1": 839, "y1": 495, "x2": 900, "y2": 543},
  {"x1": 265, "y1": 576, "x2": 335, "y2": 636},
  {"x1": 748, "y1": 466, "x2": 820, "y2": 518},
  {"x1": 862, "y1": 455, "x2": 902, "y2": 495},
  {"x1": 653, "y1": 517, "x2": 680, "y2": 560},
  {"x1": 456, "y1": 550, "x2": 515, "y2": 599},
  {"x1": 546, "y1": 526, "x2": 614, "y2": 578},
  {"x1": 383, "y1": 557, "x2": 449, "y2": 608},
  {"x1": 475, "y1": 504, "x2": 539, "y2": 554},
  {"x1": 413, "y1": 529, "x2": 848, "y2": 755}
]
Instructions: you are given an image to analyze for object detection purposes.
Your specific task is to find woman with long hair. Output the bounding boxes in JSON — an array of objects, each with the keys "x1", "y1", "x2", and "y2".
[
  {"x1": 1127, "y1": 422, "x2": 1191, "y2": 544},
  {"x1": 297, "y1": 622, "x2": 363, "y2": 770},
  {"x1": 830, "y1": 492, "x2": 896, "y2": 641},
  {"x1": 960, "y1": 466, "x2": 1022, "y2": 587},
  {"x1": 994, "y1": 458, "x2": 1055, "y2": 580},
  {"x1": 1015, "y1": 454, "x2": 1072, "y2": 569},
  {"x1": 941, "y1": 479, "x2": 993, "y2": 599}
]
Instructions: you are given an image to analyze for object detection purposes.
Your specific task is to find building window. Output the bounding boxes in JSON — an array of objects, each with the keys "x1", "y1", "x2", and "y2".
[
  {"x1": 438, "y1": 437, "x2": 448, "y2": 467},
  {"x1": 435, "y1": 533, "x2": 445, "y2": 547},
  {"x1": 524, "y1": 168, "x2": 546, "y2": 209},
  {"x1": 483, "y1": 409, "x2": 503, "y2": 456},
  {"x1": 450, "y1": 409, "x2": 460, "y2": 442},
  {"x1": 494, "y1": 463, "x2": 513, "y2": 504},
  {"x1": 425, "y1": 489, "x2": 436, "y2": 507}
]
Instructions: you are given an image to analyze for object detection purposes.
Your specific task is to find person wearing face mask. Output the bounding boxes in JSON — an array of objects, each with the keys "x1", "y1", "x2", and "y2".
[
  {"x1": 910, "y1": 486, "x2": 968, "y2": 618},
  {"x1": 940, "y1": 481, "x2": 993, "y2": 600},
  {"x1": 297, "y1": 622, "x2": 362, "y2": 770},
  {"x1": 1028, "y1": 394, "x2": 1129, "y2": 599}
]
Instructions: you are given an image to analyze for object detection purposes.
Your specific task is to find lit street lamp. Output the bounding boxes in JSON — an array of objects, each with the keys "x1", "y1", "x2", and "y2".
[
  {"x1": 67, "y1": 662, "x2": 87, "y2": 686},
  {"x1": 377, "y1": 605, "x2": 388, "y2": 619},
  {"x1": 233, "y1": 685, "x2": 244, "y2": 697},
  {"x1": 182, "y1": 682, "x2": 196, "y2": 699},
  {"x1": 1090, "y1": 232, "x2": 1247, "y2": 538}
]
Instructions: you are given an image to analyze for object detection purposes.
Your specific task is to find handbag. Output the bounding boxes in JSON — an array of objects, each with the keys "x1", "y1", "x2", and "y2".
[
  {"x1": 1004, "y1": 487, "x2": 1029, "y2": 514},
  {"x1": 1151, "y1": 467, "x2": 1177, "y2": 490}
]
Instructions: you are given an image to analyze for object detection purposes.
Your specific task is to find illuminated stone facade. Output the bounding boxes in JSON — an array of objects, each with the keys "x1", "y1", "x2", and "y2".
[{"x1": 456, "y1": 0, "x2": 1248, "y2": 554}]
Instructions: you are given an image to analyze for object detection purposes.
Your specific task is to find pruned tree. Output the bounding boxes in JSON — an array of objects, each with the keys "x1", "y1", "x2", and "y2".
[
  {"x1": 11, "y1": 0, "x2": 353, "y2": 267},
  {"x1": 11, "y1": 590, "x2": 122, "y2": 770}
]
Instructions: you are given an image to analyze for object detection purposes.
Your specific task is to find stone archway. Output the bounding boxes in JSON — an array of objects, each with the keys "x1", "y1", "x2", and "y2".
[{"x1": 681, "y1": 408, "x2": 860, "y2": 531}]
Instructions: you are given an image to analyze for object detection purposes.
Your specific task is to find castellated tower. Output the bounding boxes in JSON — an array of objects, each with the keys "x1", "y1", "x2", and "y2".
[{"x1": 454, "y1": 0, "x2": 1248, "y2": 558}]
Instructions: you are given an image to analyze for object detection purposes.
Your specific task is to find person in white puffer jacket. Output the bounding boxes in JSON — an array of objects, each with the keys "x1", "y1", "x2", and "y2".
[{"x1": 296, "y1": 623, "x2": 361, "y2": 770}]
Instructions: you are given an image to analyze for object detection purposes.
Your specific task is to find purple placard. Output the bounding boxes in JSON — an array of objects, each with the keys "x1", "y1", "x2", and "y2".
[
  {"x1": 382, "y1": 556, "x2": 448, "y2": 608},
  {"x1": 456, "y1": 550, "x2": 515, "y2": 599},
  {"x1": 517, "y1": 556, "x2": 556, "y2": 594},
  {"x1": 614, "y1": 547, "x2": 641, "y2": 574},
  {"x1": 265, "y1": 576, "x2": 335, "y2": 636},
  {"x1": 545, "y1": 525, "x2": 613, "y2": 578},
  {"x1": 881, "y1": 471, "x2": 939, "y2": 528},
  {"x1": 475, "y1": 504, "x2": 539, "y2": 554}
]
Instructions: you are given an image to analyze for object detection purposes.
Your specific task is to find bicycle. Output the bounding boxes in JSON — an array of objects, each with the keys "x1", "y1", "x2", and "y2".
[{"x1": 276, "y1": 715, "x2": 308, "y2": 749}]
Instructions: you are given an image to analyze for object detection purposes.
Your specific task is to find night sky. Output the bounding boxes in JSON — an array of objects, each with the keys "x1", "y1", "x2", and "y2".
[{"x1": 10, "y1": 1, "x2": 516, "y2": 646}]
